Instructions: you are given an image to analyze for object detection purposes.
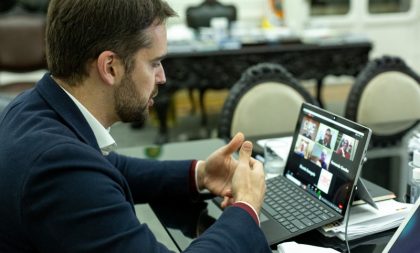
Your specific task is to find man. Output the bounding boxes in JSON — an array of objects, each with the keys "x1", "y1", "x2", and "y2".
[
  {"x1": 301, "y1": 120, "x2": 313, "y2": 139},
  {"x1": 318, "y1": 149, "x2": 328, "y2": 170},
  {"x1": 295, "y1": 138, "x2": 308, "y2": 158},
  {"x1": 0, "y1": 0, "x2": 270, "y2": 252},
  {"x1": 318, "y1": 128, "x2": 332, "y2": 149}
]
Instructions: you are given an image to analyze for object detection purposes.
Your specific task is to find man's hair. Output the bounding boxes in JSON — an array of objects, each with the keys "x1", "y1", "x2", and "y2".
[{"x1": 46, "y1": 0, "x2": 176, "y2": 85}]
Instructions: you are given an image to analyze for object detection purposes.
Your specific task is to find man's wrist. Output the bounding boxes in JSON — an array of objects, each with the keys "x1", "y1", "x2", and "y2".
[{"x1": 194, "y1": 160, "x2": 207, "y2": 193}]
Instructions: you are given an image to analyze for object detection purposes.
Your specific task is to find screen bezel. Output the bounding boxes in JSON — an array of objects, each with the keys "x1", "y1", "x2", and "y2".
[{"x1": 283, "y1": 103, "x2": 372, "y2": 217}]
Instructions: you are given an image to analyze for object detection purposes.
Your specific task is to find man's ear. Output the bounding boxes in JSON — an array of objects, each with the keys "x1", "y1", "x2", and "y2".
[{"x1": 97, "y1": 51, "x2": 122, "y2": 86}]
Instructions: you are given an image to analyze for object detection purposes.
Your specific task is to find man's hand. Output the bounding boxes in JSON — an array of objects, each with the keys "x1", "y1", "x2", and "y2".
[
  {"x1": 196, "y1": 133, "x2": 245, "y2": 198},
  {"x1": 231, "y1": 141, "x2": 266, "y2": 214},
  {"x1": 196, "y1": 133, "x2": 266, "y2": 214}
]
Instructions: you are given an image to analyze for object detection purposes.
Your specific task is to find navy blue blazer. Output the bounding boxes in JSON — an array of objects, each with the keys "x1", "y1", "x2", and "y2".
[{"x1": 0, "y1": 74, "x2": 271, "y2": 253}]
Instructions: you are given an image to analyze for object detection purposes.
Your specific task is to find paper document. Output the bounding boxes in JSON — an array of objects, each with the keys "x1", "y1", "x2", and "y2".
[
  {"x1": 319, "y1": 199, "x2": 413, "y2": 241},
  {"x1": 277, "y1": 241, "x2": 339, "y2": 253}
]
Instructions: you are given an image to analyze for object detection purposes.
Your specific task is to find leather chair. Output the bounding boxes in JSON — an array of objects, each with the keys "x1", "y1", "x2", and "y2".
[
  {"x1": 0, "y1": 0, "x2": 16, "y2": 13},
  {"x1": 17, "y1": 0, "x2": 49, "y2": 13},
  {"x1": 186, "y1": 0, "x2": 236, "y2": 29},
  {"x1": 0, "y1": 11, "x2": 46, "y2": 110},
  {"x1": 217, "y1": 62, "x2": 318, "y2": 141},
  {"x1": 344, "y1": 55, "x2": 420, "y2": 199},
  {"x1": 0, "y1": 12, "x2": 46, "y2": 89},
  {"x1": 0, "y1": 0, "x2": 49, "y2": 15},
  {"x1": 185, "y1": 0, "x2": 237, "y2": 126},
  {"x1": 345, "y1": 56, "x2": 420, "y2": 147}
]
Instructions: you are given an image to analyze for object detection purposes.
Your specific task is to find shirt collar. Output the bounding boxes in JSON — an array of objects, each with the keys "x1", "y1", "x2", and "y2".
[{"x1": 60, "y1": 87, "x2": 117, "y2": 155}]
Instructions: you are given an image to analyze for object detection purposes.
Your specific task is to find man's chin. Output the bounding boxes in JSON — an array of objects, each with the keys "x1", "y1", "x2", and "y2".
[{"x1": 120, "y1": 113, "x2": 148, "y2": 125}]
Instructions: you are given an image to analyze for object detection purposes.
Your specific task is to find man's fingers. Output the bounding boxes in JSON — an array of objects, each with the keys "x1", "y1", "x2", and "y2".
[
  {"x1": 220, "y1": 196, "x2": 229, "y2": 208},
  {"x1": 221, "y1": 196, "x2": 234, "y2": 208},
  {"x1": 223, "y1": 189, "x2": 233, "y2": 198},
  {"x1": 239, "y1": 141, "x2": 253, "y2": 164},
  {"x1": 251, "y1": 158, "x2": 264, "y2": 171},
  {"x1": 221, "y1": 132, "x2": 244, "y2": 155},
  {"x1": 249, "y1": 157, "x2": 258, "y2": 166}
]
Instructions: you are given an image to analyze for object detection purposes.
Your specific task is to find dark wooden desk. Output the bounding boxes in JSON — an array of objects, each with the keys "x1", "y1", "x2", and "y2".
[{"x1": 153, "y1": 40, "x2": 372, "y2": 144}]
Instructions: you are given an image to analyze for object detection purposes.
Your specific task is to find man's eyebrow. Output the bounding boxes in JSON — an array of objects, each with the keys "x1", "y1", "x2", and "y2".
[{"x1": 151, "y1": 54, "x2": 167, "y2": 62}]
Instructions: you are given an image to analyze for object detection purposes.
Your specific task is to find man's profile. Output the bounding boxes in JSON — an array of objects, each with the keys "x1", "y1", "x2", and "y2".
[{"x1": 0, "y1": 1, "x2": 270, "y2": 252}]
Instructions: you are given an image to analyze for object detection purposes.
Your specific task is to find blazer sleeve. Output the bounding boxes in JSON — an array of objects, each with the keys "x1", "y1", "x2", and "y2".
[
  {"x1": 107, "y1": 152, "x2": 195, "y2": 203},
  {"x1": 185, "y1": 206, "x2": 272, "y2": 253},
  {"x1": 22, "y1": 142, "x2": 175, "y2": 253},
  {"x1": 22, "y1": 143, "x2": 271, "y2": 253}
]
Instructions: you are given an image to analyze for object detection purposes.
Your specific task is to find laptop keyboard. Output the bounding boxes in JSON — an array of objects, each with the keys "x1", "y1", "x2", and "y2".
[{"x1": 263, "y1": 176, "x2": 336, "y2": 233}]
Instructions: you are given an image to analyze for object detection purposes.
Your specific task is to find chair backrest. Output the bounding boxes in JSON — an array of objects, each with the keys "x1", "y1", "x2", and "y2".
[
  {"x1": 0, "y1": 0, "x2": 16, "y2": 13},
  {"x1": 345, "y1": 56, "x2": 420, "y2": 146},
  {"x1": 218, "y1": 62, "x2": 318, "y2": 140},
  {"x1": 0, "y1": 14, "x2": 46, "y2": 73},
  {"x1": 18, "y1": 0, "x2": 50, "y2": 13},
  {"x1": 186, "y1": 0, "x2": 236, "y2": 29}
]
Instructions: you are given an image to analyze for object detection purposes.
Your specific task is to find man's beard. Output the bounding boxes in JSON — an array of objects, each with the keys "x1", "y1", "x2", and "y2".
[{"x1": 114, "y1": 74, "x2": 155, "y2": 124}]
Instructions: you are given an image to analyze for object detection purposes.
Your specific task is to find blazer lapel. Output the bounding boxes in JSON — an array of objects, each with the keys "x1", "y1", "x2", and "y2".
[{"x1": 35, "y1": 73, "x2": 101, "y2": 151}]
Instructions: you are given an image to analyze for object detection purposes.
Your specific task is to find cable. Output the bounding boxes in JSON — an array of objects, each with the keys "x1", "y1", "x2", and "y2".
[
  {"x1": 343, "y1": 185, "x2": 356, "y2": 253},
  {"x1": 344, "y1": 202, "x2": 352, "y2": 253}
]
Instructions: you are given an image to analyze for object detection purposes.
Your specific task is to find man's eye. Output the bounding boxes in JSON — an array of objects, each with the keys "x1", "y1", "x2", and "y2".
[{"x1": 152, "y1": 62, "x2": 161, "y2": 68}]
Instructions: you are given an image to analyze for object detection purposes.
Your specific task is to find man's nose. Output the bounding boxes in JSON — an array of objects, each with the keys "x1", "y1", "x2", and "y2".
[{"x1": 156, "y1": 65, "x2": 166, "y2": 85}]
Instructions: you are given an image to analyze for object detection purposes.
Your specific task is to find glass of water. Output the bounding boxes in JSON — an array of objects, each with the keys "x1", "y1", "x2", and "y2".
[{"x1": 264, "y1": 140, "x2": 286, "y2": 177}]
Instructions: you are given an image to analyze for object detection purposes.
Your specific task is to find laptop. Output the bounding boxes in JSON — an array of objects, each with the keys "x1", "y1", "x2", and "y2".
[
  {"x1": 382, "y1": 195, "x2": 420, "y2": 252},
  {"x1": 258, "y1": 103, "x2": 372, "y2": 246}
]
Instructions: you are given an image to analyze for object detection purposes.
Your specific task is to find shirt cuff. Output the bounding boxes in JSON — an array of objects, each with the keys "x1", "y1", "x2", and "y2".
[
  {"x1": 233, "y1": 201, "x2": 260, "y2": 226},
  {"x1": 193, "y1": 160, "x2": 210, "y2": 194},
  {"x1": 189, "y1": 160, "x2": 199, "y2": 196}
]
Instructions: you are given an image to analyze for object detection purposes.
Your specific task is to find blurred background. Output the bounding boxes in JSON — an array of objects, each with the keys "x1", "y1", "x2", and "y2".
[{"x1": 0, "y1": 0, "x2": 418, "y2": 147}]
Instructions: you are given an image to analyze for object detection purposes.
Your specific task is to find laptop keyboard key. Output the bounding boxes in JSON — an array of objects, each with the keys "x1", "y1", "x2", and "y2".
[
  {"x1": 289, "y1": 227, "x2": 299, "y2": 233},
  {"x1": 262, "y1": 202, "x2": 278, "y2": 216},
  {"x1": 320, "y1": 214, "x2": 329, "y2": 221},
  {"x1": 263, "y1": 176, "x2": 338, "y2": 234},
  {"x1": 301, "y1": 218, "x2": 314, "y2": 227},
  {"x1": 291, "y1": 219, "x2": 306, "y2": 230},
  {"x1": 312, "y1": 217, "x2": 322, "y2": 224}
]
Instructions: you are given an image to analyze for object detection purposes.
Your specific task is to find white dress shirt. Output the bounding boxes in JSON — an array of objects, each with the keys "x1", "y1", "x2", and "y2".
[{"x1": 60, "y1": 87, "x2": 117, "y2": 155}]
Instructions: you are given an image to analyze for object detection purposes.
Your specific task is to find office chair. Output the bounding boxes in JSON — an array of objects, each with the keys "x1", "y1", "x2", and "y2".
[
  {"x1": 0, "y1": 14, "x2": 47, "y2": 91},
  {"x1": 0, "y1": 0, "x2": 16, "y2": 13},
  {"x1": 0, "y1": 13, "x2": 46, "y2": 110},
  {"x1": 186, "y1": 0, "x2": 237, "y2": 29},
  {"x1": 344, "y1": 55, "x2": 420, "y2": 198},
  {"x1": 17, "y1": 0, "x2": 50, "y2": 13},
  {"x1": 217, "y1": 62, "x2": 318, "y2": 141},
  {"x1": 185, "y1": 0, "x2": 237, "y2": 126},
  {"x1": 345, "y1": 56, "x2": 420, "y2": 146}
]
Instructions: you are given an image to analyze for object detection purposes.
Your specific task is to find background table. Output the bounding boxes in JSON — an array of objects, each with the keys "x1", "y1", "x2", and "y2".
[{"x1": 153, "y1": 40, "x2": 372, "y2": 144}]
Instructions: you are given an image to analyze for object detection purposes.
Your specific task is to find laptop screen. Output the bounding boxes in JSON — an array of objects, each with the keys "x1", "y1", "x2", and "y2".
[
  {"x1": 383, "y1": 196, "x2": 420, "y2": 253},
  {"x1": 283, "y1": 103, "x2": 371, "y2": 216}
]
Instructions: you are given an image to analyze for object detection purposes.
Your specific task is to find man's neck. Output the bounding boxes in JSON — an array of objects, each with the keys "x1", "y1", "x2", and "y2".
[{"x1": 52, "y1": 76, "x2": 116, "y2": 128}]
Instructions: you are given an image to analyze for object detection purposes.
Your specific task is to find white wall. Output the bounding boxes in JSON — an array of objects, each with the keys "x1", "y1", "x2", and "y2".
[{"x1": 306, "y1": 0, "x2": 420, "y2": 73}]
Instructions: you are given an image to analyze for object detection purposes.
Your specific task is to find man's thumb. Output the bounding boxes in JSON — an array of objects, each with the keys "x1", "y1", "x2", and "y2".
[
  {"x1": 239, "y1": 141, "x2": 253, "y2": 163},
  {"x1": 222, "y1": 132, "x2": 244, "y2": 155}
]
